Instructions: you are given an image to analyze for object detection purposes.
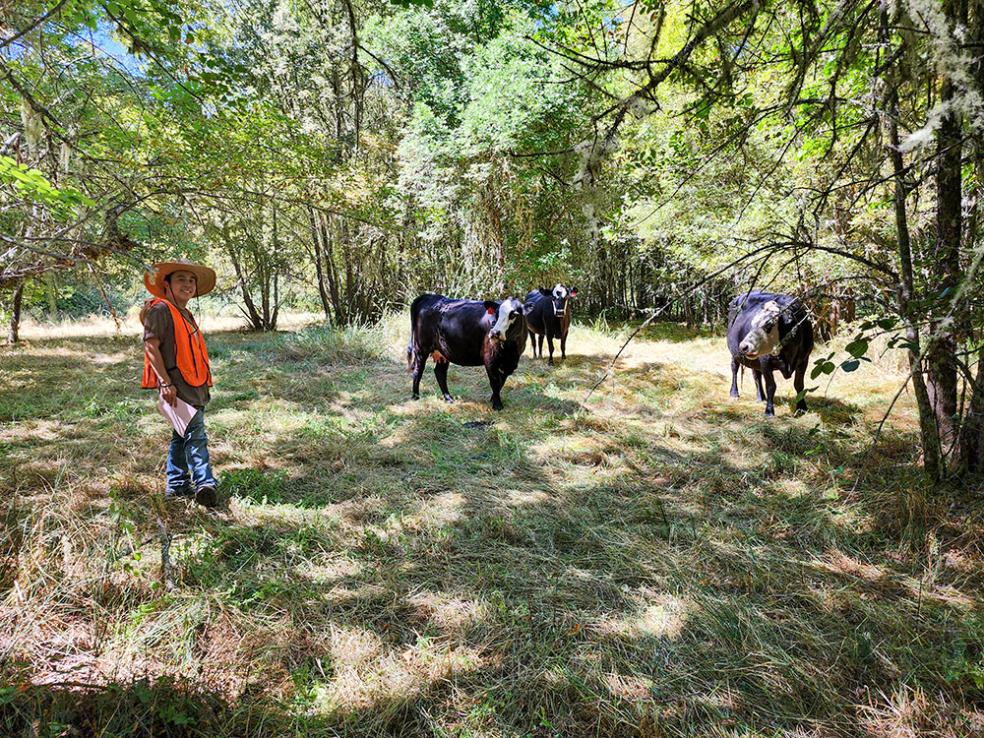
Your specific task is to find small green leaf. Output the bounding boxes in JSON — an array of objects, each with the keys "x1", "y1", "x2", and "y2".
[
  {"x1": 845, "y1": 338, "x2": 869, "y2": 359},
  {"x1": 811, "y1": 359, "x2": 836, "y2": 379},
  {"x1": 795, "y1": 386, "x2": 818, "y2": 402}
]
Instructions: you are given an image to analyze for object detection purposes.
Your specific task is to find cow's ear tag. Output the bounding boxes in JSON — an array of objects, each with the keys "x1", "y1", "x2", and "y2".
[{"x1": 486, "y1": 306, "x2": 496, "y2": 315}]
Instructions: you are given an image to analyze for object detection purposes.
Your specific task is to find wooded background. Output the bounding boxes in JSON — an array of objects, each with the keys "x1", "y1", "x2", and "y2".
[{"x1": 3, "y1": 0, "x2": 984, "y2": 478}]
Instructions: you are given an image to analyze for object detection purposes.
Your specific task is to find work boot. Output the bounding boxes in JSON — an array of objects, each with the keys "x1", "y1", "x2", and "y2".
[{"x1": 194, "y1": 486, "x2": 218, "y2": 508}]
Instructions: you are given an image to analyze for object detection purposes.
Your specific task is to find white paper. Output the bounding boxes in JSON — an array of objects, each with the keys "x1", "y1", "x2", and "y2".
[{"x1": 157, "y1": 396, "x2": 198, "y2": 437}]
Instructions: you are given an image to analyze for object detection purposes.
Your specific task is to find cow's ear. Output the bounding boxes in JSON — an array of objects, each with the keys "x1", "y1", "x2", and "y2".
[
  {"x1": 483, "y1": 300, "x2": 498, "y2": 315},
  {"x1": 570, "y1": 287, "x2": 578, "y2": 297}
]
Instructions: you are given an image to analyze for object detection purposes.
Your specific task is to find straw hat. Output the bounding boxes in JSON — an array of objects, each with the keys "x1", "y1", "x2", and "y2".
[{"x1": 144, "y1": 260, "x2": 216, "y2": 298}]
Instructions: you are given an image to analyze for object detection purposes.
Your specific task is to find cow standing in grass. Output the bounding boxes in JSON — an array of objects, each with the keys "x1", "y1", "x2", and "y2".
[
  {"x1": 524, "y1": 284, "x2": 576, "y2": 365},
  {"x1": 408, "y1": 294, "x2": 527, "y2": 410},
  {"x1": 727, "y1": 291, "x2": 814, "y2": 417}
]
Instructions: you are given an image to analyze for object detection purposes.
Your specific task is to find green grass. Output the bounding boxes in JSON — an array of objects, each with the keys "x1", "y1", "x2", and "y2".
[{"x1": 1, "y1": 315, "x2": 983, "y2": 737}]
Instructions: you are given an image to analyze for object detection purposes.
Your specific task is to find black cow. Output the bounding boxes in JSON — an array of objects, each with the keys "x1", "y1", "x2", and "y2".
[
  {"x1": 408, "y1": 293, "x2": 527, "y2": 410},
  {"x1": 727, "y1": 291, "x2": 814, "y2": 416},
  {"x1": 524, "y1": 284, "x2": 577, "y2": 365}
]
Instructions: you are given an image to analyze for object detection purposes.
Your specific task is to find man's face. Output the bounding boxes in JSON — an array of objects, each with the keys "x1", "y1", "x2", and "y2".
[{"x1": 168, "y1": 270, "x2": 198, "y2": 302}]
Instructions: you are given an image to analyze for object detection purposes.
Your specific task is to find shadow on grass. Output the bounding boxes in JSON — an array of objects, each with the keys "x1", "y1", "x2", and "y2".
[
  {"x1": 0, "y1": 672, "x2": 489, "y2": 738},
  {"x1": 151, "y1": 411, "x2": 961, "y2": 734},
  {"x1": 3, "y1": 327, "x2": 983, "y2": 737},
  {"x1": 808, "y1": 395, "x2": 865, "y2": 426}
]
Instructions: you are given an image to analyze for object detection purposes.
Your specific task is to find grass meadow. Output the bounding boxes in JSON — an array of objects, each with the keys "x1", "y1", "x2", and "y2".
[{"x1": 1, "y1": 313, "x2": 983, "y2": 737}]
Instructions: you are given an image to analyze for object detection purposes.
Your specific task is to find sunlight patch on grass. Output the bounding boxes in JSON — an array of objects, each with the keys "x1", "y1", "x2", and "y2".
[
  {"x1": 502, "y1": 487, "x2": 553, "y2": 507},
  {"x1": 310, "y1": 626, "x2": 484, "y2": 718},
  {"x1": 405, "y1": 591, "x2": 487, "y2": 633},
  {"x1": 604, "y1": 672, "x2": 656, "y2": 700},
  {"x1": 591, "y1": 594, "x2": 688, "y2": 641},
  {"x1": 296, "y1": 557, "x2": 361, "y2": 586},
  {"x1": 859, "y1": 685, "x2": 984, "y2": 738},
  {"x1": 397, "y1": 491, "x2": 465, "y2": 531}
]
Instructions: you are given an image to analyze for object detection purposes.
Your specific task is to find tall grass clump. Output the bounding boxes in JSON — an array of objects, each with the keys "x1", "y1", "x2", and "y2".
[{"x1": 274, "y1": 320, "x2": 390, "y2": 365}]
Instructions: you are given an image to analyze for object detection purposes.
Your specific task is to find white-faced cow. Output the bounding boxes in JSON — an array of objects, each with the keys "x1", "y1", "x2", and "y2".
[
  {"x1": 524, "y1": 284, "x2": 577, "y2": 365},
  {"x1": 408, "y1": 293, "x2": 527, "y2": 410},
  {"x1": 727, "y1": 291, "x2": 814, "y2": 416}
]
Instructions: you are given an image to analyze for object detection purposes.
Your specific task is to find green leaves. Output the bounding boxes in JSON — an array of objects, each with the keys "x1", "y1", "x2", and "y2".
[
  {"x1": 0, "y1": 155, "x2": 94, "y2": 219},
  {"x1": 795, "y1": 386, "x2": 818, "y2": 403},
  {"x1": 103, "y1": 0, "x2": 191, "y2": 57},
  {"x1": 844, "y1": 337, "x2": 868, "y2": 359},
  {"x1": 859, "y1": 317, "x2": 897, "y2": 332},
  {"x1": 841, "y1": 331, "x2": 876, "y2": 371},
  {"x1": 810, "y1": 356, "x2": 836, "y2": 379},
  {"x1": 811, "y1": 331, "x2": 875, "y2": 380}
]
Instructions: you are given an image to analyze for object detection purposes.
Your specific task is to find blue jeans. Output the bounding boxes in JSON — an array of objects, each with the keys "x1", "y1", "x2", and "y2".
[{"x1": 166, "y1": 408, "x2": 217, "y2": 494}]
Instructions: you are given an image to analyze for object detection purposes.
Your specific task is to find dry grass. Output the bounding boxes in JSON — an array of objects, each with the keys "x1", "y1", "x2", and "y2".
[
  {"x1": 15, "y1": 310, "x2": 324, "y2": 340},
  {"x1": 1, "y1": 313, "x2": 983, "y2": 737}
]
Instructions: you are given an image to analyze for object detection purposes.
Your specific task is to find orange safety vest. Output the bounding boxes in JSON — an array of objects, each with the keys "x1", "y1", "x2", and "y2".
[{"x1": 141, "y1": 298, "x2": 213, "y2": 389}]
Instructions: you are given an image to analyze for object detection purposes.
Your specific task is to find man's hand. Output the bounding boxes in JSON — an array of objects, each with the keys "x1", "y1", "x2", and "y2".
[{"x1": 160, "y1": 384, "x2": 177, "y2": 407}]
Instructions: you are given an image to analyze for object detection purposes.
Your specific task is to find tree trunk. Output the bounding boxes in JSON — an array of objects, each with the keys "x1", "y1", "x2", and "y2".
[
  {"x1": 881, "y1": 5, "x2": 943, "y2": 478},
  {"x1": 960, "y1": 3, "x2": 984, "y2": 474},
  {"x1": 45, "y1": 272, "x2": 57, "y2": 320},
  {"x1": 230, "y1": 246, "x2": 264, "y2": 331},
  {"x1": 271, "y1": 271, "x2": 280, "y2": 331},
  {"x1": 927, "y1": 2, "x2": 964, "y2": 463},
  {"x1": 308, "y1": 206, "x2": 332, "y2": 321},
  {"x1": 7, "y1": 280, "x2": 24, "y2": 344},
  {"x1": 320, "y1": 212, "x2": 344, "y2": 324},
  {"x1": 959, "y1": 351, "x2": 984, "y2": 473}
]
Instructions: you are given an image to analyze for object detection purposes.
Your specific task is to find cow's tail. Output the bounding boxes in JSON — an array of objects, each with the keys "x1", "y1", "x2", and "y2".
[{"x1": 407, "y1": 309, "x2": 418, "y2": 374}]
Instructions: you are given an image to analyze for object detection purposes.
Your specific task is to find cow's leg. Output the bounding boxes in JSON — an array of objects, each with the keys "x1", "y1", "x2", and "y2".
[
  {"x1": 763, "y1": 370, "x2": 777, "y2": 417},
  {"x1": 730, "y1": 356, "x2": 740, "y2": 399},
  {"x1": 486, "y1": 366, "x2": 504, "y2": 410},
  {"x1": 537, "y1": 334, "x2": 544, "y2": 358},
  {"x1": 528, "y1": 331, "x2": 537, "y2": 357},
  {"x1": 752, "y1": 369, "x2": 765, "y2": 402},
  {"x1": 546, "y1": 334, "x2": 555, "y2": 366},
  {"x1": 793, "y1": 361, "x2": 808, "y2": 415},
  {"x1": 411, "y1": 351, "x2": 427, "y2": 400},
  {"x1": 434, "y1": 360, "x2": 453, "y2": 403},
  {"x1": 560, "y1": 332, "x2": 567, "y2": 360}
]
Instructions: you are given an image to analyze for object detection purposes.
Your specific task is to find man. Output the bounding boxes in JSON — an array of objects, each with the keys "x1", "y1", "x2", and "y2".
[{"x1": 140, "y1": 260, "x2": 218, "y2": 507}]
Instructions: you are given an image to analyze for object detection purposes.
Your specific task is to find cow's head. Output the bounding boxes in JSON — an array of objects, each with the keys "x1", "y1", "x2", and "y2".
[
  {"x1": 549, "y1": 284, "x2": 577, "y2": 318},
  {"x1": 738, "y1": 300, "x2": 784, "y2": 359},
  {"x1": 484, "y1": 297, "x2": 525, "y2": 342}
]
